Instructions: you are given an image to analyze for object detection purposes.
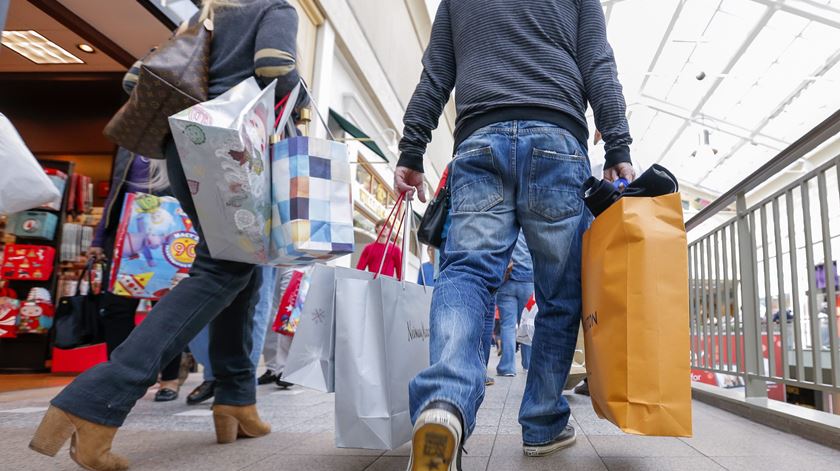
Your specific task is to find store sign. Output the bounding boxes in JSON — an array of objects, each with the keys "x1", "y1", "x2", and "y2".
[{"x1": 357, "y1": 187, "x2": 388, "y2": 220}]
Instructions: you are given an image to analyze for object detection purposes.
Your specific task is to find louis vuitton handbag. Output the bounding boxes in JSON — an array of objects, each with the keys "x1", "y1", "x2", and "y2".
[{"x1": 104, "y1": 16, "x2": 213, "y2": 159}]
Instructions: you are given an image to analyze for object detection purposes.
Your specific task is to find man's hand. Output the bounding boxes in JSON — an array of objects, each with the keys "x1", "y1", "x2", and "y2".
[
  {"x1": 394, "y1": 166, "x2": 427, "y2": 203},
  {"x1": 86, "y1": 246, "x2": 105, "y2": 261},
  {"x1": 603, "y1": 162, "x2": 635, "y2": 184}
]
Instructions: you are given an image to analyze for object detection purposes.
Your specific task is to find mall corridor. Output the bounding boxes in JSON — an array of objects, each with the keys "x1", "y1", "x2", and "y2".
[{"x1": 1, "y1": 354, "x2": 839, "y2": 471}]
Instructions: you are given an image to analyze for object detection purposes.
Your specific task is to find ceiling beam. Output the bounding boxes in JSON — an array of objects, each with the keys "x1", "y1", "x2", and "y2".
[
  {"x1": 696, "y1": 46, "x2": 840, "y2": 186},
  {"x1": 654, "y1": 4, "x2": 776, "y2": 164},
  {"x1": 27, "y1": 0, "x2": 136, "y2": 67},
  {"x1": 750, "y1": 0, "x2": 840, "y2": 30},
  {"x1": 635, "y1": 95, "x2": 788, "y2": 149},
  {"x1": 636, "y1": 0, "x2": 687, "y2": 98}
]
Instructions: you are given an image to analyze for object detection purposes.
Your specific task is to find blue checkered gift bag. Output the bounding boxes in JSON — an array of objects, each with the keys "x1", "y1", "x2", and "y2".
[
  {"x1": 270, "y1": 133, "x2": 355, "y2": 265},
  {"x1": 268, "y1": 82, "x2": 354, "y2": 265}
]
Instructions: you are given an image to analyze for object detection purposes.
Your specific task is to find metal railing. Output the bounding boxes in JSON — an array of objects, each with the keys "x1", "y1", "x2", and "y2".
[{"x1": 687, "y1": 114, "x2": 840, "y2": 403}]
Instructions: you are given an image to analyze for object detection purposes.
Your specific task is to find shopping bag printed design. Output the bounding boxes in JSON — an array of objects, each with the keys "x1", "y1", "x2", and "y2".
[
  {"x1": 170, "y1": 78, "x2": 276, "y2": 264},
  {"x1": 109, "y1": 193, "x2": 198, "y2": 300},
  {"x1": 516, "y1": 293, "x2": 538, "y2": 346},
  {"x1": 270, "y1": 137, "x2": 354, "y2": 264},
  {"x1": 0, "y1": 298, "x2": 20, "y2": 338},
  {"x1": 1, "y1": 244, "x2": 55, "y2": 281},
  {"x1": 272, "y1": 270, "x2": 303, "y2": 334},
  {"x1": 582, "y1": 192, "x2": 692, "y2": 437}
]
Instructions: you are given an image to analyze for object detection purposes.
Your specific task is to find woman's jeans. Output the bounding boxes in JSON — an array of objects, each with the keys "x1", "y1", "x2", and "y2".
[
  {"x1": 408, "y1": 121, "x2": 590, "y2": 445},
  {"x1": 496, "y1": 279, "x2": 534, "y2": 375},
  {"x1": 189, "y1": 266, "x2": 278, "y2": 382},
  {"x1": 53, "y1": 140, "x2": 262, "y2": 427}
]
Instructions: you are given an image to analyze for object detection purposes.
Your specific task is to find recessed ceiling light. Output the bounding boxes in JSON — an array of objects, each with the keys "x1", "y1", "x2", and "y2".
[
  {"x1": 77, "y1": 43, "x2": 95, "y2": 54},
  {"x1": 1, "y1": 31, "x2": 84, "y2": 64}
]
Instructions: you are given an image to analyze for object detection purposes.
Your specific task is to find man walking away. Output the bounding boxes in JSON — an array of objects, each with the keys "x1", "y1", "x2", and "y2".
[{"x1": 395, "y1": 1, "x2": 634, "y2": 469}]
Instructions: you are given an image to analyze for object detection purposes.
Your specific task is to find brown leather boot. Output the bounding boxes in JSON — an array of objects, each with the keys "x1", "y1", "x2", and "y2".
[
  {"x1": 212, "y1": 404, "x2": 271, "y2": 444},
  {"x1": 29, "y1": 406, "x2": 129, "y2": 471}
]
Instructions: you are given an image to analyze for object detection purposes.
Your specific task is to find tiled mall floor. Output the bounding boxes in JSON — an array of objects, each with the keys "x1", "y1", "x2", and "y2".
[{"x1": 1, "y1": 354, "x2": 838, "y2": 470}]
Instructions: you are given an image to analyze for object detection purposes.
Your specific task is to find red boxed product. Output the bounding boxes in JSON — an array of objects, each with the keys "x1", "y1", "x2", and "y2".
[
  {"x1": 1, "y1": 245, "x2": 56, "y2": 281},
  {"x1": 52, "y1": 343, "x2": 108, "y2": 374}
]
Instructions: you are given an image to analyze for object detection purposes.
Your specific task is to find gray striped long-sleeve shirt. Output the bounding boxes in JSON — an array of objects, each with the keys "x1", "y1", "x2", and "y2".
[{"x1": 398, "y1": 0, "x2": 633, "y2": 173}]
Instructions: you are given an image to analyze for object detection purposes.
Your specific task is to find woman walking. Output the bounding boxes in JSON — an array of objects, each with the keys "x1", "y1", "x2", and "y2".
[{"x1": 28, "y1": 1, "x2": 303, "y2": 469}]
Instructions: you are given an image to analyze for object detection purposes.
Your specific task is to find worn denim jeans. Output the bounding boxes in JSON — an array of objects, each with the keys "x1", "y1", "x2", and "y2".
[
  {"x1": 437, "y1": 238, "x2": 495, "y2": 369},
  {"x1": 496, "y1": 279, "x2": 534, "y2": 375},
  {"x1": 408, "y1": 121, "x2": 591, "y2": 445},
  {"x1": 52, "y1": 140, "x2": 262, "y2": 427},
  {"x1": 189, "y1": 265, "x2": 276, "y2": 382}
]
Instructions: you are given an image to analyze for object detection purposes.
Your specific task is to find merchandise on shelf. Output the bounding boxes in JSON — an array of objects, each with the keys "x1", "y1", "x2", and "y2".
[
  {"x1": 17, "y1": 287, "x2": 54, "y2": 334},
  {"x1": 7, "y1": 211, "x2": 59, "y2": 240},
  {"x1": 1, "y1": 244, "x2": 56, "y2": 281},
  {"x1": 42, "y1": 169, "x2": 68, "y2": 211},
  {"x1": 0, "y1": 284, "x2": 19, "y2": 338}
]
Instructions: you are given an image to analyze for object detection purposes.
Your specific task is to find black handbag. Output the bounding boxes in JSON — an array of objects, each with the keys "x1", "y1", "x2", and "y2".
[
  {"x1": 417, "y1": 175, "x2": 450, "y2": 249},
  {"x1": 53, "y1": 260, "x2": 105, "y2": 349}
]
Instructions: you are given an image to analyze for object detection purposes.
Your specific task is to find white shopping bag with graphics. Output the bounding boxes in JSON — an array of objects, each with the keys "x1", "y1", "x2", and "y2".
[
  {"x1": 283, "y1": 264, "x2": 372, "y2": 392},
  {"x1": 516, "y1": 293, "x2": 538, "y2": 346},
  {"x1": 169, "y1": 78, "x2": 275, "y2": 264}
]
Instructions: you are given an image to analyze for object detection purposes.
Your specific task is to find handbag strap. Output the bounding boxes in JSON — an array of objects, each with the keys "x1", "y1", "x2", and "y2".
[{"x1": 75, "y1": 258, "x2": 96, "y2": 297}]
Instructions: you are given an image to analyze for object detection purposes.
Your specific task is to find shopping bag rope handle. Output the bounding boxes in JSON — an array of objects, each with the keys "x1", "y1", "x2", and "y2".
[
  {"x1": 274, "y1": 81, "x2": 336, "y2": 140},
  {"x1": 374, "y1": 192, "x2": 406, "y2": 279}
]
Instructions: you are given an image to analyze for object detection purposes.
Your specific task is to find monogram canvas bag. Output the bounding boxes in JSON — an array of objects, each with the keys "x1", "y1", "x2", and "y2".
[{"x1": 104, "y1": 17, "x2": 213, "y2": 159}]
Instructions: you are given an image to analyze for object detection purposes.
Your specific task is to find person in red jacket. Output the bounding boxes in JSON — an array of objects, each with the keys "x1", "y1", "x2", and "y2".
[{"x1": 356, "y1": 219, "x2": 403, "y2": 279}]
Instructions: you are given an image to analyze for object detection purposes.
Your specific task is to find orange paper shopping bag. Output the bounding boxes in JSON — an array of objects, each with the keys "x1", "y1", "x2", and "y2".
[{"x1": 581, "y1": 192, "x2": 692, "y2": 437}]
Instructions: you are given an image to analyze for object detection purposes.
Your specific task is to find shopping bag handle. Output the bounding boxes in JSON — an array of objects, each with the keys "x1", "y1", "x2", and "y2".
[
  {"x1": 374, "y1": 192, "x2": 406, "y2": 279},
  {"x1": 273, "y1": 81, "x2": 336, "y2": 140},
  {"x1": 403, "y1": 197, "x2": 430, "y2": 293},
  {"x1": 274, "y1": 83, "x2": 302, "y2": 134}
]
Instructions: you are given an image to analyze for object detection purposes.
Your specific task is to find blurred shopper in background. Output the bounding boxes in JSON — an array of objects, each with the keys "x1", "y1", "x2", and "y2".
[
  {"x1": 495, "y1": 230, "x2": 534, "y2": 376},
  {"x1": 259, "y1": 266, "x2": 311, "y2": 389},
  {"x1": 87, "y1": 147, "x2": 186, "y2": 403},
  {"x1": 30, "y1": 2, "x2": 304, "y2": 469},
  {"x1": 396, "y1": 0, "x2": 635, "y2": 468},
  {"x1": 356, "y1": 219, "x2": 403, "y2": 279},
  {"x1": 417, "y1": 245, "x2": 436, "y2": 287}
]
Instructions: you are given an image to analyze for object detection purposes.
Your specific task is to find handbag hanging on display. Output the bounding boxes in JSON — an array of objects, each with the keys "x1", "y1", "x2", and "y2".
[
  {"x1": 103, "y1": 15, "x2": 213, "y2": 159},
  {"x1": 53, "y1": 260, "x2": 105, "y2": 349}
]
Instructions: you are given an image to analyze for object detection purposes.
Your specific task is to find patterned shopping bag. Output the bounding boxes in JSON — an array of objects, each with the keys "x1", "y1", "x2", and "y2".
[
  {"x1": 270, "y1": 137, "x2": 355, "y2": 264},
  {"x1": 169, "y1": 78, "x2": 276, "y2": 265}
]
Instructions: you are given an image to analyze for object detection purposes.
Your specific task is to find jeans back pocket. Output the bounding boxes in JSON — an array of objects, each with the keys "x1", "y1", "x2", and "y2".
[
  {"x1": 451, "y1": 146, "x2": 504, "y2": 213},
  {"x1": 528, "y1": 148, "x2": 588, "y2": 221}
]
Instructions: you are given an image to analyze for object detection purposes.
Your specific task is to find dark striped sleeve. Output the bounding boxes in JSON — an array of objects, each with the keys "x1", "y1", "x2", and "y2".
[
  {"x1": 397, "y1": 0, "x2": 456, "y2": 173},
  {"x1": 122, "y1": 59, "x2": 142, "y2": 95},
  {"x1": 254, "y1": 3, "x2": 300, "y2": 99},
  {"x1": 577, "y1": 0, "x2": 632, "y2": 167}
]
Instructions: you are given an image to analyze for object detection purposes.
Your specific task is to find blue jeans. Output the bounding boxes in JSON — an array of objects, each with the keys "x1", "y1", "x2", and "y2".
[
  {"x1": 408, "y1": 121, "x2": 591, "y2": 445},
  {"x1": 437, "y1": 238, "x2": 495, "y2": 369},
  {"x1": 496, "y1": 280, "x2": 534, "y2": 375},
  {"x1": 53, "y1": 140, "x2": 262, "y2": 427},
  {"x1": 189, "y1": 265, "x2": 277, "y2": 382}
]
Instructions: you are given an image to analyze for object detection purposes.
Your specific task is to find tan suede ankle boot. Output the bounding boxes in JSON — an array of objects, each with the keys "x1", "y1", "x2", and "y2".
[
  {"x1": 29, "y1": 406, "x2": 129, "y2": 471},
  {"x1": 212, "y1": 404, "x2": 271, "y2": 444}
]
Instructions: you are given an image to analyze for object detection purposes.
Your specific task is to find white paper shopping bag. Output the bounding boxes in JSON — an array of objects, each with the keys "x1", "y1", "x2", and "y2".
[
  {"x1": 283, "y1": 264, "x2": 372, "y2": 392},
  {"x1": 169, "y1": 78, "x2": 276, "y2": 264},
  {"x1": 0, "y1": 114, "x2": 61, "y2": 214}
]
